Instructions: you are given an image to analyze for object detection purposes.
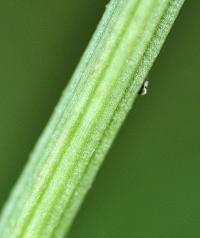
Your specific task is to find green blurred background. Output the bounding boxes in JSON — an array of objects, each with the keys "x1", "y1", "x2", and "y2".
[{"x1": 0, "y1": 1, "x2": 199, "y2": 237}]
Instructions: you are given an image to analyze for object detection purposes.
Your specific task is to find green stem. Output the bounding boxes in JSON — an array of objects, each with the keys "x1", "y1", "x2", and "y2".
[{"x1": 0, "y1": 0, "x2": 185, "y2": 237}]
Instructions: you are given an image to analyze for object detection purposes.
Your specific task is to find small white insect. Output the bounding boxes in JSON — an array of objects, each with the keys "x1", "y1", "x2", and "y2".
[{"x1": 139, "y1": 80, "x2": 149, "y2": 96}]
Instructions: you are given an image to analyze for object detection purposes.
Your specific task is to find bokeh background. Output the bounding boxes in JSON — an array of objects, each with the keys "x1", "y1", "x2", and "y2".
[{"x1": 0, "y1": 1, "x2": 200, "y2": 237}]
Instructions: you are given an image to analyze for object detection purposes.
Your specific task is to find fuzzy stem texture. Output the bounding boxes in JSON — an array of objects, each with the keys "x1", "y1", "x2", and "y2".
[{"x1": 0, "y1": 0, "x2": 185, "y2": 237}]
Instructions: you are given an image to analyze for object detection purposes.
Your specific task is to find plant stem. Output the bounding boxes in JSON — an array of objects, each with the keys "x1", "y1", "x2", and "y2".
[{"x1": 0, "y1": 0, "x2": 185, "y2": 237}]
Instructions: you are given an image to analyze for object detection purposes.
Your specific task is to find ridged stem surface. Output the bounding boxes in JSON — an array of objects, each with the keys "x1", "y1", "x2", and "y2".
[{"x1": 0, "y1": 0, "x2": 185, "y2": 237}]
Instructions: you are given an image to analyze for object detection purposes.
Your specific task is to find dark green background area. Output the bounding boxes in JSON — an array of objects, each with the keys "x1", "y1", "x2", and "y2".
[{"x1": 0, "y1": 1, "x2": 199, "y2": 237}]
